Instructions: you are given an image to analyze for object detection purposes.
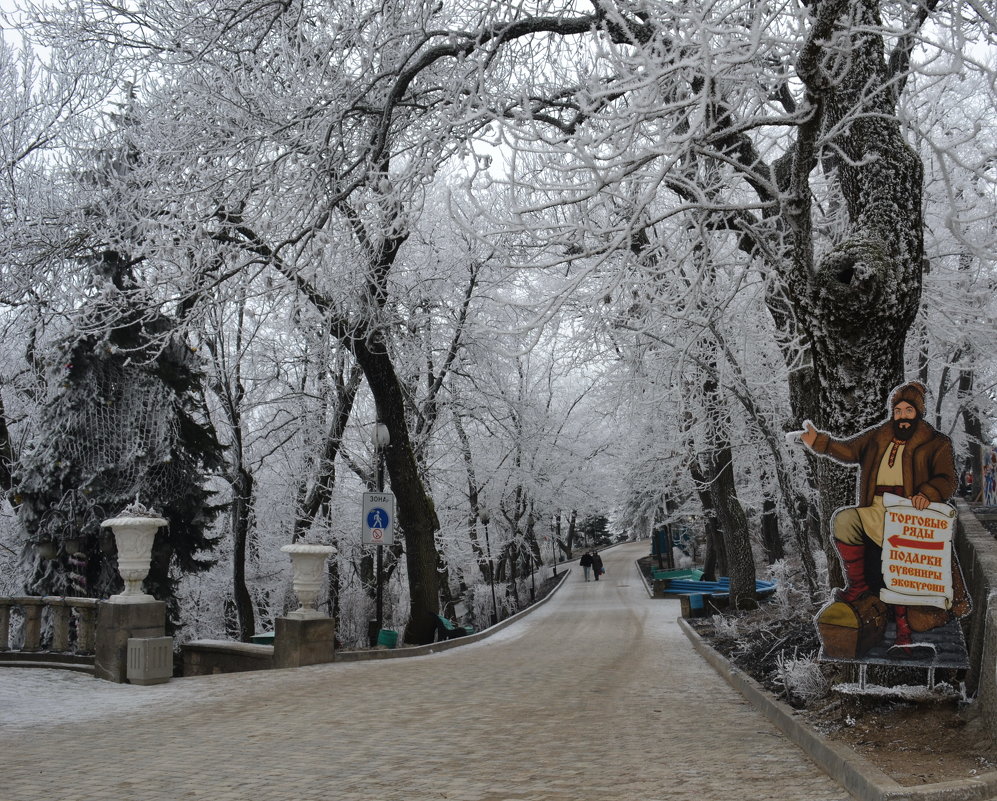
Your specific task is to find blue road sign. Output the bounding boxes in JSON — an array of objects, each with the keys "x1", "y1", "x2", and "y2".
[
  {"x1": 362, "y1": 492, "x2": 395, "y2": 545},
  {"x1": 367, "y1": 507, "x2": 390, "y2": 530}
]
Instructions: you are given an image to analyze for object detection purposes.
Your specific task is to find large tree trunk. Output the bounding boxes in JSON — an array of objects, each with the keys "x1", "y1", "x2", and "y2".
[
  {"x1": 777, "y1": 0, "x2": 925, "y2": 566},
  {"x1": 791, "y1": 0, "x2": 923, "y2": 419},
  {"x1": 688, "y1": 452, "x2": 725, "y2": 581},
  {"x1": 352, "y1": 338, "x2": 441, "y2": 645},
  {"x1": 697, "y1": 358, "x2": 757, "y2": 608},
  {"x1": 699, "y1": 443, "x2": 756, "y2": 608},
  {"x1": 231, "y1": 464, "x2": 256, "y2": 642}
]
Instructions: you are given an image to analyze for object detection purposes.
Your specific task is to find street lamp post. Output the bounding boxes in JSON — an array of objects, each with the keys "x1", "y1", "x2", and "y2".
[
  {"x1": 550, "y1": 517, "x2": 558, "y2": 576},
  {"x1": 480, "y1": 509, "x2": 498, "y2": 626},
  {"x1": 373, "y1": 422, "x2": 390, "y2": 644},
  {"x1": 529, "y1": 548, "x2": 536, "y2": 603}
]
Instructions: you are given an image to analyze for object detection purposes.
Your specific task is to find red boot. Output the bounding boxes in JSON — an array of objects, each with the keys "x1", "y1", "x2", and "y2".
[
  {"x1": 834, "y1": 541, "x2": 870, "y2": 603},
  {"x1": 888, "y1": 606, "x2": 934, "y2": 660}
]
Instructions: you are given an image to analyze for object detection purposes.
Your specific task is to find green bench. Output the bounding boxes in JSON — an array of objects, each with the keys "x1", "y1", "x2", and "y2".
[
  {"x1": 650, "y1": 567, "x2": 704, "y2": 582},
  {"x1": 434, "y1": 614, "x2": 475, "y2": 641}
]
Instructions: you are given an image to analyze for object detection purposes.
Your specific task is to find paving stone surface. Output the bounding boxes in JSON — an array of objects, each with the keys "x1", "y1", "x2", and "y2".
[{"x1": 0, "y1": 541, "x2": 852, "y2": 801}]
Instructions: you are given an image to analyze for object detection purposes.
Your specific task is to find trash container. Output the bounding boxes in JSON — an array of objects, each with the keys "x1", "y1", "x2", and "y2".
[
  {"x1": 250, "y1": 632, "x2": 275, "y2": 645},
  {"x1": 376, "y1": 629, "x2": 398, "y2": 648}
]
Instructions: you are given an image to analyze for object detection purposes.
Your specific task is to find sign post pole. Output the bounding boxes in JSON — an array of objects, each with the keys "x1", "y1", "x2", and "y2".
[
  {"x1": 376, "y1": 446, "x2": 385, "y2": 637},
  {"x1": 365, "y1": 422, "x2": 393, "y2": 645}
]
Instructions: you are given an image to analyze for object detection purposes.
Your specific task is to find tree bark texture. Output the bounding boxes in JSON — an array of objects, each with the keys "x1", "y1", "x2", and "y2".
[
  {"x1": 786, "y1": 0, "x2": 923, "y2": 434},
  {"x1": 776, "y1": 0, "x2": 926, "y2": 577},
  {"x1": 688, "y1": 451, "x2": 725, "y2": 582},
  {"x1": 231, "y1": 465, "x2": 256, "y2": 642},
  {"x1": 696, "y1": 357, "x2": 757, "y2": 607}
]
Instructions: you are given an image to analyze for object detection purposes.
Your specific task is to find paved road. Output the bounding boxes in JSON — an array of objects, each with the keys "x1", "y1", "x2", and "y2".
[{"x1": 1, "y1": 541, "x2": 851, "y2": 801}]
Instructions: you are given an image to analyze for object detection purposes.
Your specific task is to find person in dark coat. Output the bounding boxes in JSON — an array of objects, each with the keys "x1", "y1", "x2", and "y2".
[
  {"x1": 579, "y1": 551, "x2": 593, "y2": 581},
  {"x1": 591, "y1": 551, "x2": 604, "y2": 581}
]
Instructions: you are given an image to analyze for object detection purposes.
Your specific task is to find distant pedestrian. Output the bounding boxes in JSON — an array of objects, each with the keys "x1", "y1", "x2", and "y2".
[
  {"x1": 591, "y1": 551, "x2": 604, "y2": 581},
  {"x1": 579, "y1": 551, "x2": 594, "y2": 581}
]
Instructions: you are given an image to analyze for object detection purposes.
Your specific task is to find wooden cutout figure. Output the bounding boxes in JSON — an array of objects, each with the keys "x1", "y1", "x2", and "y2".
[{"x1": 800, "y1": 381, "x2": 971, "y2": 664}]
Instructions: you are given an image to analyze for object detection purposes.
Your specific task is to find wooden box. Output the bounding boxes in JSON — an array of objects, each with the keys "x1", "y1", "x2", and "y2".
[{"x1": 817, "y1": 595, "x2": 887, "y2": 659}]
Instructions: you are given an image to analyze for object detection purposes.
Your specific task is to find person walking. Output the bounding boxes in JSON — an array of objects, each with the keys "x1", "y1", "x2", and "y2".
[
  {"x1": 591, "y1": 551, "x2": 604, "y2": 581},
  {"x1": 579, "y1": 551, "x2": 594, "y2": 581}
]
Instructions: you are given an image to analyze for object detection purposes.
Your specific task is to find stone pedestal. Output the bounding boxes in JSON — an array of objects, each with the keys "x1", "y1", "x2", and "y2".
[
  {"x1": 273, "y1": 616, "x2": 335, "y2": 669},
  {"x1": 95, "y1": 601, "x2": 166, "y2": 683}
]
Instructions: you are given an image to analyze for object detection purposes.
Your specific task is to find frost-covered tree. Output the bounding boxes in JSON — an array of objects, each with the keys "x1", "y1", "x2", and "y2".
[
  {"x1": 460, "y1": 0, "x2": 997, "y2": 596},
  {"x1": 14, "y1": 253, "x2": 224, "y2": 623},
  {"x1": 905, "y1": 56, "x2": 997, "y2": 488},
  {"x1": 5, "y1": 0, "x2": 996, "y2": 637}
]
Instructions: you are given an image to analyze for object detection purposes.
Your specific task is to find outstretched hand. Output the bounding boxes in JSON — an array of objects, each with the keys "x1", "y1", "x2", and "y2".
[
  {"x1": 800, "y1": 420, "x2": 818, "y2": 449},
  {"x1": 911, "y1": 493, "x2": 931, "y2": 510}
]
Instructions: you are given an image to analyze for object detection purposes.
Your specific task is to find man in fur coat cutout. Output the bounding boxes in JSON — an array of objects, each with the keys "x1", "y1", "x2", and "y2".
[{"x1": 801, "y1": 381, "x2": 959, "y2": 659}]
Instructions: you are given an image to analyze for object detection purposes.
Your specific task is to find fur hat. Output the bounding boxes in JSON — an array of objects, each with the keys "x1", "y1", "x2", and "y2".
[{"x1": 890, "y1": 381, "x2": 926, "y2": 417}]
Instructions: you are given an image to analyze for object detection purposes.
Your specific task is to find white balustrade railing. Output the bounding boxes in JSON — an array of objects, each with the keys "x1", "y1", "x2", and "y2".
[{"x1": 0, "y1": 596, "x2": 98, "y2": 656}]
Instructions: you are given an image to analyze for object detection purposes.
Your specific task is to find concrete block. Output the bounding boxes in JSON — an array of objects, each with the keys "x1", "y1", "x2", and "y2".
[
  {"x1": 127, "y1": 636, "x2": 173, "y2": 685},
  {"x1": 274, "y1": 616, "x2": 335, "y2": 669}
]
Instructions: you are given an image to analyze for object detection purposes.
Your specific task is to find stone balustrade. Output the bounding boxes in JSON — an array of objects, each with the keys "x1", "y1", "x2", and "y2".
[{"x1": 0, "y1": 596, "x2": 98, "y2": 657}]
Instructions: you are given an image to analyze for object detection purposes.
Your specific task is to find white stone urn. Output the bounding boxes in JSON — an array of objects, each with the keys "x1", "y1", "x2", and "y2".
[
  {"x1": 102, "y1": 509, "x2": 167, "y2": 604},
  {"x1": 281, "y1": 543, "x2": 337, "y2": 619}
]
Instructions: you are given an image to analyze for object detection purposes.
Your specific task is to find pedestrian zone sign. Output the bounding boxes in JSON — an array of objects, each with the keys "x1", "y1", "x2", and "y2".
[{"x1": 362, "y1": 492, "x2": 395, "y2": 546}]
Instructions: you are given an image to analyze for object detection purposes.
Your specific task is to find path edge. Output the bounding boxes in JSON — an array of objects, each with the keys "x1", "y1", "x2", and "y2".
[{"x1": 335, "y1": 568, "x2": 572, "y2": 662}]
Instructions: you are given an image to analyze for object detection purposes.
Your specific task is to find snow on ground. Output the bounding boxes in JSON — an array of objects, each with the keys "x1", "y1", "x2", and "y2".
[
  {"x1": 0, "y1": 611, "x2": 545, "y2": 733},
  {"x1": 0, "y1": 668, "x2": 245, "y2": 733},
  {"x1": 0, "y1": 564, "x2": 646, "y2": 735}
]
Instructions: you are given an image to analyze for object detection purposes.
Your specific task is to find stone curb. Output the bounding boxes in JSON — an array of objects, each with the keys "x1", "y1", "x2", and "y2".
[
  {"x1": 679, "y1": 616, "x2": 997, "y2": 801},
  {"x1": 334, "y1": 567, "x2": 572, "y2": 662}
]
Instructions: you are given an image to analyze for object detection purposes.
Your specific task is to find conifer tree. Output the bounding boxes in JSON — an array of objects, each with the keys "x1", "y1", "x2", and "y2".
[{"x1": 14, "y1": 251, "x2": 224, "y2": 626}]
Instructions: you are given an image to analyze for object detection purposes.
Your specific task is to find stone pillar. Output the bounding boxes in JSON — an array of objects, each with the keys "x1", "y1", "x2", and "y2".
[
  {"x1": 0, "y1": 600, "x2": 12, "y2": 651},
  {"x1": 273, "y1": 616, "x2": 336, "y2": 669},
  {"x1": 44, "y1": 597, "x2": 72, "y2": 652},
  {"x1": 75, "y1": 603, "x2": 97, "y2": 654},
  {"x1": 94, "y1": 601, "x2": 166, "y2": 683},
  {"x1": 20, "y1": 598, "x2": 44, "y2": 651}
]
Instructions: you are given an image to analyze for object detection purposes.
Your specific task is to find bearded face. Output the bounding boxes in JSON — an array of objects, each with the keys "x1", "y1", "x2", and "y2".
[{"x1": 892, "y1": 401, "x2": 919, "y2": 441}]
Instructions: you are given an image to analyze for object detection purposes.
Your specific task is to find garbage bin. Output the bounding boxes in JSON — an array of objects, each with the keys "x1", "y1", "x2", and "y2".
[
  {"x1": 250, "y1": 632, "x2": 275, "y2": 645},
  {"x1": 376, "y1": 629, "x2": 398, "y2": 648}
]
